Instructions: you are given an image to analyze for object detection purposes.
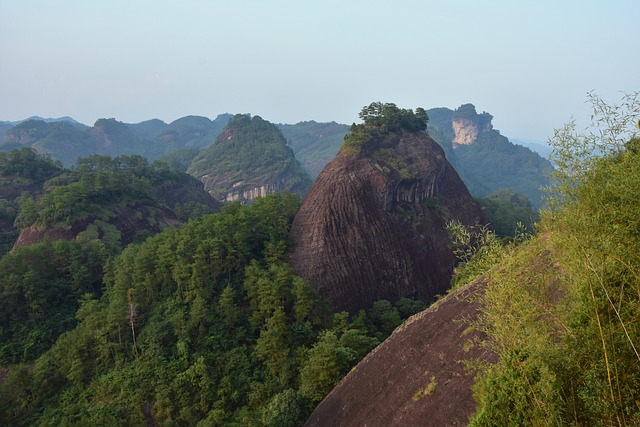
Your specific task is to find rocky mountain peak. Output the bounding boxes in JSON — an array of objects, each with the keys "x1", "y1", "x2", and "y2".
[{"x1": 289, "y1": 104, "x2": 486, "y2": 313}]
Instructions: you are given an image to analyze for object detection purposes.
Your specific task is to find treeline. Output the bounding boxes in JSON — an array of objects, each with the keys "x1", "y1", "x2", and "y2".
[{"x1": 342, "y1": 102, "x2": 428, "y2": 154}]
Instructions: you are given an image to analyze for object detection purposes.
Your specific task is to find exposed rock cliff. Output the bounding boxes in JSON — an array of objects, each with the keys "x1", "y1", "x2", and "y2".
[
  {"x1": 451, "y1": 103, "x2": 494, "y2": 146},
  {"x1": 188, "y1": 114, "x2": 312, "y2": 203},
  {"x1": 304, "y1": 278, "x2": 494, "y2": 426},
  {"x1": 289, "y1": 108, "x2": 486, "y2": 313}
]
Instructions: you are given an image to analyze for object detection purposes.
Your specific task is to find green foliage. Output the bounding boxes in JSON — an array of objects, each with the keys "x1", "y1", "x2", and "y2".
[
  {"x1": 395, "y1": 297, "x2": 427, "y2": 319},
  {"x1": 0, "y1": 240, "x2": 107, "y2": 363},
  {"x1": 367, "y1": 300, "x2": 402, "y2": 337},
  {"x1": 13, "y1": 154, "x2": 190, "y2": 230},
  {"x1": 476, "y1": 189, "x2": 540, "y2": 238},
  {"x1": 342, "y1": 102, "x2": 428, "y2": 155},
  {"x1": 446, "y1": 220, "x2": 507, "y2": 289},
  {"x1": 470, "y1": 349, "x2": 558, "y2": 426},
  {"x1": 470, "y1": 92, "x2": 640, "y2": 426},
  {"x1": 358, "y1": 102, "x2": 428, "y2": 132},
  {"x1": 262, "y1": 389, "x2": 310, "y2": 427},
  {"x1": 0, "y1": 148, "x2": 62, "y2": 183},
  {"x1": 373, "y1": 147, "x2": 416, "y2": 179}
]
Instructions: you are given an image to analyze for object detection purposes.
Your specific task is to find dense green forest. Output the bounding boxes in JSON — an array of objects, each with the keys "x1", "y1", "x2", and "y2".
[
  {"x1": 461, "y1": 92, "x2": 640, "y2": 425},
  {"x1": 475, "y1": 189, "x2": 539, "y2": 238},
  {"x1": 0, "y1": 188, "x2": 425, "y2": 425}
]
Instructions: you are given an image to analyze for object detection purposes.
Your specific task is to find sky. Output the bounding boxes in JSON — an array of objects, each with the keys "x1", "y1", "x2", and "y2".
[{"x1": 1, "y1": 0, "x2": 638, "y2": 143}]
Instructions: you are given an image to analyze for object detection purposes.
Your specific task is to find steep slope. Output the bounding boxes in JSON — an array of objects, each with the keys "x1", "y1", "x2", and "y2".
[
  {"x1": 188, "y1": 114, "x2": 312, "y2": 203},
  {"x1": 289, "y1": 103, "x2": 486, "y2": 314},
  {"x1": 142, "y1": 114, "x2": 233, "y2": 160},
  {"x1": 305, "y1": 279, "x2": 494, "y2": 426}
]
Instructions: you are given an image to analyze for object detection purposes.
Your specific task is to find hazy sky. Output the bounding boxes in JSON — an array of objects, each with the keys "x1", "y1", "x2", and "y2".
[{"x1": 1, "y1": 1, "x2": 637, "y2": 142}]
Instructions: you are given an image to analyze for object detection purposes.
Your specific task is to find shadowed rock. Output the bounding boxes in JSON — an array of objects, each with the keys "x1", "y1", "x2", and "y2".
[{"x1": 290, "y1": 125, "x2": 486, "y2": 314}]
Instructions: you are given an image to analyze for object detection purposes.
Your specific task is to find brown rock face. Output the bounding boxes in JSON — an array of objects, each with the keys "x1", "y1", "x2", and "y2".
[
  {"x1": 304, "y1": 279, "x2": 494, "y2": 426},
  {"x1": 289, "y1": 130, "x2": 486, "y2": 313}
]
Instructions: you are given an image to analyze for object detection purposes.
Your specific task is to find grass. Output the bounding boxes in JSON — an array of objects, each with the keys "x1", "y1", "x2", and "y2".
[{"x1": 412, "y1": 375, "x2": 437, "y2": 401}]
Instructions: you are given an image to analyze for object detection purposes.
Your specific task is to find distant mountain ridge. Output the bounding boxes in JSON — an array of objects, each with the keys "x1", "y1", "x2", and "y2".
[
  {"x1": 1, "y1": 106, "x2": 553, "y2": 207},
  {"x1": 0, "y1": 115, "x2": 233, "y2": 167}
]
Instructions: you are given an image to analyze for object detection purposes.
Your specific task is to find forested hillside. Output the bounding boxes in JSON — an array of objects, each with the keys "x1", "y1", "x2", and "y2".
[
  {"x1": 188, "y1": 114, "x2": 312, "y2": 203},
  {"x1": 277, "y1": 121, "x2": 349, "y2": 178},
  {"x1": 0, "y1": 191, "x2": 427, "y2": 426}
]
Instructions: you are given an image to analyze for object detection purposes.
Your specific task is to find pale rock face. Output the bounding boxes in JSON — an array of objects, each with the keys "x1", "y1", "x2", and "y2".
[
  {"x1": 452, "y1": 117, "x2": 493, "y2": 146},
  {"x1": 223, "y1": 184, "x2": 272, "y2": 203},
  {"x1": 452, "y1": 118, "x2": 478, "y2": 145}
]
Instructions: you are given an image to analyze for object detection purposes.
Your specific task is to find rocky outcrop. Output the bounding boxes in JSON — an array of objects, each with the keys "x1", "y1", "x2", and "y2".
[
  {"x1": 289, "y1": 128, "x2": 486, "y2": 314},
  {"x1": 304, "y1": 278, "x2": 494, "y2": 426},
  {"x1": 452, "y1": 117, "x2": 492, "y2": 145},
  {"x1": 451, "y1": 104, "x2": 493, "y2": 146}
]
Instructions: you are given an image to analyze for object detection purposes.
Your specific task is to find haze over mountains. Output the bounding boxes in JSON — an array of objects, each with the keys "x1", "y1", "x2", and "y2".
[{"x1": 0, "y1": 103, "x2": 553, "y2": 209}]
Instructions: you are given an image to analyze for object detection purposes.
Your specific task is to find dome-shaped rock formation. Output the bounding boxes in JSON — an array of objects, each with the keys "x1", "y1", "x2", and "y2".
[{"x1": 289, "y1": 103, "x2": 486, "y2": 313}]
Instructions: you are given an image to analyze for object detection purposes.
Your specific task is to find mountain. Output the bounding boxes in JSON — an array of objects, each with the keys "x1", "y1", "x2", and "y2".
[
  {"x1": 427, "y1": 104, "x2": 553, "y2": 207},
  {"x1": 0, "y1": 122, "x2": 15, "y2": 140},
  {"x1": 188, "y1": 114, "x2": 313, "y2": 203},
  {"x1": 137, "y1": 114, "x2": 234, "y2": 160},
  {"x1": 0, "y1": 115, "x2": 234, "y2": 168},
  {"x1": 289, "y1": 103, "x2": 486, "y2": 314},
  {"x1": 278, "y1": 121, "x2": 350, "y2": 178}
]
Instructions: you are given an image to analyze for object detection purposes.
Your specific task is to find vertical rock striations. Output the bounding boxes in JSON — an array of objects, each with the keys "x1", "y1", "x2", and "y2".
[{"x1": 289, "y1": 104, "x2": 486, "y2": 313}]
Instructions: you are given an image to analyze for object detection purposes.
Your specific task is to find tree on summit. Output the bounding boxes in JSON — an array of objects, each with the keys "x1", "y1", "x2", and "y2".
[
  {"x1": 358, "y1": 102, "x2": 428, "y2": 132},
  {"x1": 343, "y1": 102, "x2": 429, "y2": 154}
]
